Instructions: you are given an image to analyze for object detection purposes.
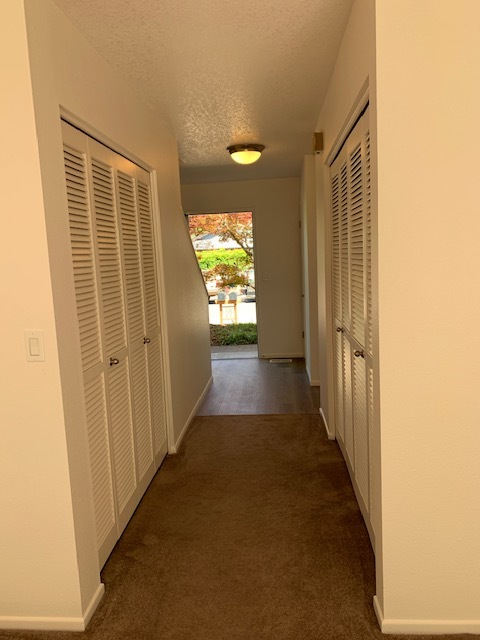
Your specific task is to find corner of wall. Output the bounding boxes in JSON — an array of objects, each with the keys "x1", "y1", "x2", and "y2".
[{"x1": 170, "y1": 375, "x2": 213, "y2": 454}]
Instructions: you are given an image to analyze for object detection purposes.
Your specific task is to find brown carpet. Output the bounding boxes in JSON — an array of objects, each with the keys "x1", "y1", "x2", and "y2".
[{"x1": 1, "y1": 415, "x2": 478, "y2": 640}]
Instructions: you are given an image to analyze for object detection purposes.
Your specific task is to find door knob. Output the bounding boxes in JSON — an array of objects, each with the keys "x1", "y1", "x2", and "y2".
[
  {"x1": 336, "y1": 327, "x2": 344, "y2": 333},
  {"x1": 354, "y1": 350, "x2": 364, "y2": 358},
  {"x1": 143, "y1": 337, "x2": 151, "y2": 344},
  {"x1": 109, "y1": 357, "x2": 120, "y2": 366}
]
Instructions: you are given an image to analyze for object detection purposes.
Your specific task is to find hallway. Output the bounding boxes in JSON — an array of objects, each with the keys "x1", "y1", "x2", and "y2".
[
  {"x1": 198, "y1": 357, "x2": 320, "y2": 415},
  {"x1": 1, "y1": 362, "x2": 474, "y2": 640}
]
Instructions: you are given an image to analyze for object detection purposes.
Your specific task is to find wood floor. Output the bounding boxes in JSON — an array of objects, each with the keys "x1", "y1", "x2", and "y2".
[{"x1": 197, "y1": 357, "x2": 320, "y2": 415}]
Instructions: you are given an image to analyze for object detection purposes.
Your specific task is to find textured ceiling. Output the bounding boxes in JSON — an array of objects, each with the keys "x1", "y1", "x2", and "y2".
[{"x1": 53, "y1": 0, "x2": 353, "y2": 183}]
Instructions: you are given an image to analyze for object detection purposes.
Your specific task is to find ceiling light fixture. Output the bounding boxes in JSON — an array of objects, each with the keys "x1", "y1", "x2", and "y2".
[{"x1": 227, "y1": 144, "x2": 265, "y2": 165}]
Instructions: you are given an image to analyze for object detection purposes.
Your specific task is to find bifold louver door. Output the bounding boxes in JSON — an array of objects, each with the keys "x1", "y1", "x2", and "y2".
[
  {"x1": 330, "y1": 107, "x2": 375, "y2": 542},
  {"x1": 62, "y1": 121, "x2": 168, "y2": 567},
  {"x1": 63, "y1": 126, "x2": 118, "y2": 566},
  {"x1": 115, "y1": 157, "x2": 155, "y2": 506},
  {"x1": 137, "y1": 180, "x2": 168, "y2": 463}
]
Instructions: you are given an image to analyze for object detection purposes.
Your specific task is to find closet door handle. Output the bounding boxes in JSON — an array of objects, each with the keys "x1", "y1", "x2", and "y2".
[
  {"x1": 109, "y1": 357, "x2": 120, "y2": 366},
  {"x1": 143, "y1": 337, "x2": 151, "y2": 344},
  {"x1": 354, "y1": 350, "x2": 365, "y2": 358},
  {"x1": 336, "y1": 327, "x2": 344, "y2": 333}
]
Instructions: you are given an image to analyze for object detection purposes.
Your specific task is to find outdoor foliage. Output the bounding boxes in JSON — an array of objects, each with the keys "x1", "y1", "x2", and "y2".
[
  {"x1": 206, "y1": 264, "x2": 249, "y2": 289},
  {"x1": 196, "y1": 248, "x2": 250, "y2": 271},
  {"x1": 189, "y1": 212, "x2": 253, "y2": 260},
  {"x1": 190, "y1": 213, "x2": 255, "y2": 290},
  {"x1": 210, "y1": 323, "x2": 257, "y2": 346}
]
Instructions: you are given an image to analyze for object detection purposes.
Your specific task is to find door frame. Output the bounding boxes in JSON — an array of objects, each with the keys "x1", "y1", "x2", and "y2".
[{"x1": 185, "y1": 208, "x2": 262, "y2": 357}]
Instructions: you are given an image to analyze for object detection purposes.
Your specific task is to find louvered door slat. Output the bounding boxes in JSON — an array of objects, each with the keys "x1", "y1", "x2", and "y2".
[
  {"x1": 368, "y1": 364, "x2": 375, "y2": 528},
  {"x1": 349, "y1": 143, "x2": 365, "y2": 347},
  {"x1": 131, "y1": 345, "x2": 154, "y2": 480},
  {"x1": 84, "y1": 374, "x2": 115, "y2": 549},
  {"x1": 353, "y1": 354, "x2": 369, "y2": 509},
  {"x1": 340, "y1": 163, "x2": 350, "y2": 331},
  {"x1": 331, "y1": 172, "x2": 341, "y2": 323},
  {"x1": 149, "y1": 333, "x2": 167, "y2": 457},
  {"x1": 117, "y1": 171, "x2": 145, "y2": 343},
  {"x1": 64, "y1": 144, "x2": 102, "y2": 372},
  {"x1": 335, "y1": 330, "x2": 345, "y2": 441},
  {"x1": 343, "y1": 338, "x2": 353, "y2": 469},
  {"x1": 365, "y1": 129, "x2": 373, "y2": 356},
  {"x1": 138, "y1": 182, "x2": 159, "y2": 332},
  {"x1": 108, "y1": 359, "x2": 136, "y2": 512},
  {"x1": 91, "y1": 158, "x2": 127, "y2": 356}
]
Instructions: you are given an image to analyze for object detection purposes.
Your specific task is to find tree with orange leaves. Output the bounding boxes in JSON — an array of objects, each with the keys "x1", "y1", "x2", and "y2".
[
  {"x1": 188, "y1": 212, "x2": 253, "y2": 261},
  {"x1": 188, "y1": 212, "x2": 255, "y2": 290}
]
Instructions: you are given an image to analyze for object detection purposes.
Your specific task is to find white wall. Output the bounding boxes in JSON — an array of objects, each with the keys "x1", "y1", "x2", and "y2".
[
  {"x1": 316, "y1": 0, "x2": 376, "y2": 443},
  {"x1": 0, "y1": 0, "x2": 210, "y2": 629},
  {"x1": 317, "y1": 0, "x2": 480, "y2": 632},
  {"x1": 315, "y1": 0, "x2": 380, "y2": 614},
  {"x1": 0, "y1": 2, "x2": 98, "y2": 629},
  {"x1": 25, "y1": 0, "x2": 212, "y2": 449},
  {"x1": 374, "y1": 0, "x2": 480, "y2": 632},
  {"x1": 314, "y1": 152, "x2": 329, "y2": 429},
  {"x1": 182, "y1": 178, "x2": 304, "y2": 358},
  {"x1": 300, "y1": 156, "x2": 320, "y2": 385}
]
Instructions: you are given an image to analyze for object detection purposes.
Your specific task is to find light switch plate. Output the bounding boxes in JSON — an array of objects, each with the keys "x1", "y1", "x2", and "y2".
[{"x1": 24, "y1": 331, "x2": 45, "y2": 362}]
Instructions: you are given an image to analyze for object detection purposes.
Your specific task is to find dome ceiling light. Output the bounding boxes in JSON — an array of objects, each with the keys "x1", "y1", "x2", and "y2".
[{"x1": 227, "y1": 144, "x2": 265, "y2": 165}]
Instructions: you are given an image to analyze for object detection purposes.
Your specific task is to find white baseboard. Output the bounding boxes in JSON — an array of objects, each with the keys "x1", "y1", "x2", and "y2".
[
  {"x1": 305, "y1": 364, "x2": 320, "y2": 387},
  {"x1": 83, "y1": 583, "x2": 105, "y2": 629},
  {"x1": 373, "y1": 596, "x2": 384, "y2": 631},
  {"x1": 170, "y1": 376, "x2": 213, "y2": 454},
  {"x1": 0, "y1": 583, "x2": 105, "y2": 632},
  {"x1": 320, "y1": 408, "x2": 335, "y2": 440},
  {"x1": 373, "y1": 596, "x2": 480, "y2": 634}
]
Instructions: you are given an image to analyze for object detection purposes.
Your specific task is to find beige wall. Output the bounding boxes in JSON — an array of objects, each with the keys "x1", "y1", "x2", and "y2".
[
  {"x1": 25, "y1": 0, "x2": 212, "y2": 449},
  {"x1": 182, "y1": 178, "x2": 304, "y2": 358},
  {"x1": 315, "y1": 0, "x2": 380, "y2": 615},
  {"x1": 314, "y1": 152, "x2": 330, "y2": 430},
  {"x1": 374, "y1": 0, "x2": 480, "y2": 632},
  {"x1": 317, "y1": 0, "x2": 480, "y2": 632},
  {"x1": 0, "y1": 0, "x2": 210, "y2": 629},
  {"x1": 316, "y1": 0, "x2": 376, "y2": 439},
  {"x1": 300, "y1": 156, "x2": 320, "y2": 385},
  {"x1": 0, "y1": 3, "x2": 93, "y2": 627}
]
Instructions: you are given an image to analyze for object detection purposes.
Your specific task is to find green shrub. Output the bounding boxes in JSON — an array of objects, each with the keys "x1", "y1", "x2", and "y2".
[
  {"x1": 210, "y1": 323, "x2": 257, "y2": 346},
  {"x1": 196, "y1": 248, "x2": 251, "y2": 271}
]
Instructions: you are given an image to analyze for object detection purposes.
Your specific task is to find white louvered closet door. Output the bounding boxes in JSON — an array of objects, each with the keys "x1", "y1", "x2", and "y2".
[
  {"x1": 346, "y1": 121, "x2": 369, "y2": 513},
  {"x1": 331, "y1": 145, "x2": 353, "y2": 467},
  {"x1": 115, "y1": 156, "x2": 155, "y2": 500},
  {"x1": 329, "y1": 107, "x2": 374, "y2": 541},
  {"x1": 62, "y1": 122, "x2": 168, "y2": 567},
  {"x1": 364, "y1": 123, "x2": 376, "y2": 535},
  {"x1": 137, "y1": 176, "x2": 167, "y2": 464},
  {"x1": 62, "y1": 123, "x2": 118, "y2": 567},
  {"x1": 88, "y1": 139, "x2": 139, "y2": 537}
]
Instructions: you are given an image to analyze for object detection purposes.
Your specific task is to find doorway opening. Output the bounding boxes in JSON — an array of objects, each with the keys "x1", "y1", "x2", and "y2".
[{"x1": 187, "y1": 211, "x2": 258, "y2": 360}]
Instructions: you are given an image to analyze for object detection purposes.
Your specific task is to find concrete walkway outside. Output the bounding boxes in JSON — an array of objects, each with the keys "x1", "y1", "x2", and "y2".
[{"x1": 211, "y1": 344, "x2": 258, "y2": 360}]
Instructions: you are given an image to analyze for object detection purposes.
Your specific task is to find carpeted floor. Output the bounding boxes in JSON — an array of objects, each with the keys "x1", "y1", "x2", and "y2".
[{"x1": 1, "y1": 415, "x2": 478, "y2": 640}]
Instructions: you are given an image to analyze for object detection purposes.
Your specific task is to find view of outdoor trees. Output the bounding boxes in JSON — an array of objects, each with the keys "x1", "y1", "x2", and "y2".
[
  {"x1": 188, "y1": 212, "x2": 254, "y2": 291},
  {"x1": 188, "y1": 212, "x2": 257, "y2": 346}
]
